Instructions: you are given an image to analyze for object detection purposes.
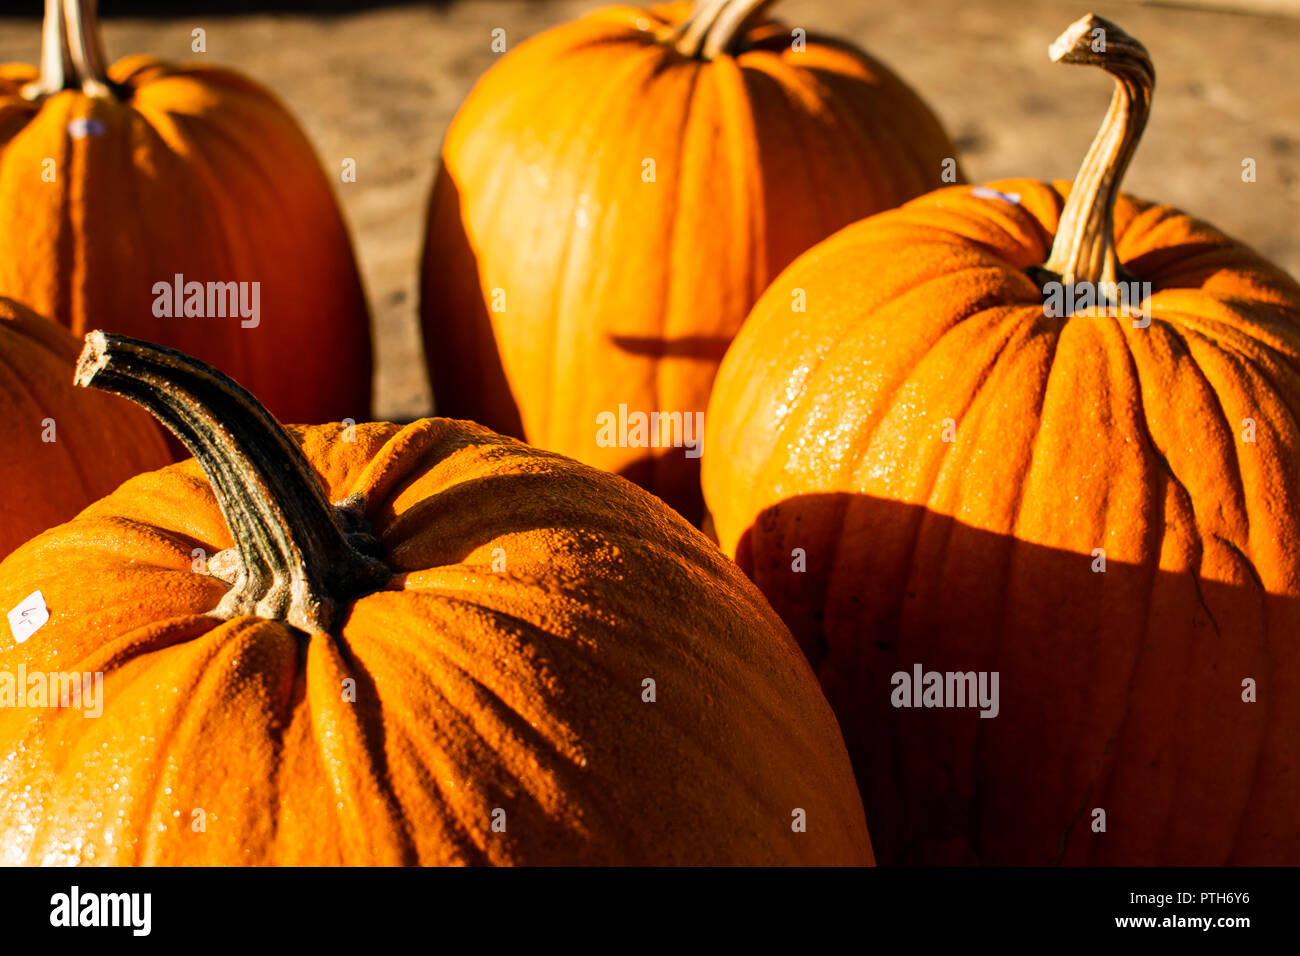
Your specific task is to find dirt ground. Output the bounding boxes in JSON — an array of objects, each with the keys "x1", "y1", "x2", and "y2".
[{"x1": 3, "y1": 0, "x2": 1298, "y2": 420}]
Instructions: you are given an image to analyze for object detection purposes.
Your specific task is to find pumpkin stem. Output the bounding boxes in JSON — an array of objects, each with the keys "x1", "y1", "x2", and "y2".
[
  {"x1": 671, "y1": 0, "x2": 780, "y2": 60},
  {"x1": 22, "y1": 0, "x2": 117, "y2": 101},
  {"x1": 74, "y1": 332, "x2": 391, "y2": 634},
  {"x1": 1038, "y1": 14, "x2": 1154, "y2": 292},
  {"x1": 21, "y1": 0, "x2": 73, "y2": 100},
  {"x1": 62, "y1": 0, "x2": 115, "y2": 98}
]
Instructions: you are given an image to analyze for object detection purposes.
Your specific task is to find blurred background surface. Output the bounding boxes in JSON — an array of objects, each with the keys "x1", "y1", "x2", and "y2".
[{"x1": 2, "y1": 0, "x2": 1297, "y2": 419}]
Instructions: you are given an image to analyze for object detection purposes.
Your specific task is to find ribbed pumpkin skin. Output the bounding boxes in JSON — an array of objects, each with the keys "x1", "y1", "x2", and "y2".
[
  {"x1": 704, "y1": 179, "x2": 1300, "y2": 865},
  {"x1": 0, "y1": 418, "x2": 869, "y2": 865},
  {"x1": 421, "y1": 2, "x2": 959, "y2": 524},
  {"x1": 0, "y1": 57, "x2": 372, "y2": 426},
  {"x1": 0, "y1": 298, "x2": 170, "y2": 559}
]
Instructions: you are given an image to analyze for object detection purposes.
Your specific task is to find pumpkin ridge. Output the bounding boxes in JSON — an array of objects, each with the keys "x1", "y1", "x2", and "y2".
[
  {"x1": 382, "y1": 726, "x2": 489, "y2": 866},
  {"x1": 1071, "y1": 342, "x2": 1229, "y2": 864},
  {"x1": 709, "y1": 52, "x2": 765, "y2": 297},
  {"x1": 370, "y1": 534, "x2": 848, "y2": 862},
  {"x1": 1086, "y1": 573, "x2": 1161, "y2": 867},
  {"x1": 857, "y1": 299, "x2": 1039, "y2": 504},
  {"x1": 137, "y1": 617, "x2": 287, "y2": 865},
  {"x1": 0, "y1": 342, "x2": 99, "y2": 503},
  {"x1": 1025, "y1": 384, "x2": 1155, "y2": 867},
  {"x1": 927, "y1": 306, "x2": 1058, "y2": 510},
  {"x1": 1053, "y1": 782, "x2": 1097, "y2": 865},
  {"x1": 302, "y1": 631, "x2": 418, "y2": 865},
  {"x1": 0, "y1": 301, "x2": 172, "y2": 559},
  {"x1": 819, "y1": 64, "x2": 936, "y2": 203},
  {"x1": 928, "y1": 316, "x2": 1062, "y2": 843},
  {"x1": 648, "y1": 53, "x2": 706, "y2": 494},
  {"x1": 342, "y1": 600, "x2": 603, "y2": 848},
  {"x1": 940, "y1": 319, "x2": 1066, "y2": 856},
  {"x1": 344, "y1": 419, "x2": 466, "y2": 518},
  {"x1": 26, "y1": 616, "x2": 260, "y2": 864},
  {"x1": 340, "y1": 587, "x2": 707, "y2": 863},
  {"x1": 1128, "y1": 311, "x2": 1288, "y2": 589},
  {"x1": 1153, "y1": 297, "x2": 1300, "y2": 376},
  {"x1": 804, "y1": 265, "x2": 1037, "y2": 452},
  {"x1": 788, "y1": 494, "x2": 851, "y2": 674},
  {"x1": 744, "y1": 52, "x2": 884, "y2": 231},
  {"x1": 1133, "y1": 319, "x2": 1252, "y2": 520},
  {"x1": 1000, "y1": 318, "x2": 1065, "y2": 546},
  {"x1": 544, "y1": 41, "x2": 690, "y2": 445},
  {"x1": 47, "y1": 96, "x2": 77, "y2": 335},
  {"x1": 123, "y1": 100, "x2": 259, "y2": 379}
]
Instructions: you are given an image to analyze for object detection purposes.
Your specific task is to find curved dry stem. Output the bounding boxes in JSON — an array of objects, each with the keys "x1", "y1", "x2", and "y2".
[
  {"x1": 1040, "y1": 14, "x2": 1155, "y2": 290},
  {"x1": 21, "y1": 0, "x2": 72, "y2": 100},
  {"x1": 22, "y1": 0, "x2": 117, "y2": 101},
  {"x1": 671, "y1": 0, "x2": 780, "y2": 59},
  {"x1": 63, "y1": 0, "x2": 115, "y2": 97},
  {"x1": 75, "y1": 332, "x2": 390, "y2": 634}
]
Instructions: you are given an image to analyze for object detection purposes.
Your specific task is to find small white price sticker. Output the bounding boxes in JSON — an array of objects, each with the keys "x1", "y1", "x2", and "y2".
[
  {"x1": 8, "y1": 590, "x2": 49, "y2": 644},
  {"x1": 970, "y1": 186, "x2": 1022, "y2": 206},
  {"x1": 67, "y1": 117, "x2": 106, "y2": 139}
]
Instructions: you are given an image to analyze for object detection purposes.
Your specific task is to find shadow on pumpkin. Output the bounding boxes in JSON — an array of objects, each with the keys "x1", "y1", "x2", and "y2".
[
  {"x1": 421, "y1": 168, "x2": 525, "y2": 441},
  {"x1": 608, "y1": 333, "x2": 735, "y2": 361},
  {"x1": 423, "y1": 171, "x2": 710, "y2": 525},
  {"x1": 617, "y1": 450, "x2": 705, "y2": 529},
  {"x1": 736, "y1": 492, "x2": 1300, "y2": 866}
]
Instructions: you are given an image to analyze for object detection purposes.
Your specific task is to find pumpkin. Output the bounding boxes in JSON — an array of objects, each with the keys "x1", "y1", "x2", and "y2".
[
  {"x1": 702, "y1": 15, "x2": 1300, "y2": 865},
  {"x1": 0, "y1": 297, "x2": 170, "y2": 560},
  {"x1": 0, "y1": 331, "x2": 869, "y2": 865},
  {"x1": 420, "y1": 0, "x2": 961, "y2": 525},
  {"x1": 0, "y1": 0, "x2": 371, "y2": 427}
]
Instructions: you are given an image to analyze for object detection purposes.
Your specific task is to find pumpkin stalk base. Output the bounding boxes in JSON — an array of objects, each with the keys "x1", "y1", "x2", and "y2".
[
  {"x1": 1025, "y1": 262, "x2": 1140, "y2": 319},
  {"x1": 670, "y1": 0, "x2": 779, "y2": 60},
  {"x1": 22, "y1": 0, "x2": 124, "y2": 102},
  {"x1": 75, "y1": 331, "x2": 392, "y2": 635}
]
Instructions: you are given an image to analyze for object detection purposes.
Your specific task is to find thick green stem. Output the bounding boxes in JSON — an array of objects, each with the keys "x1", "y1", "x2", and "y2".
[
  {"x1": 671, "y1": 0, "x2": 780, "y2": 60},
  {"x1": 1039, "y1": 14, "x2": 1155, "y2": 290},
  {"x1": 75, "y1": 332, "x2": 390, "y2": 634}
]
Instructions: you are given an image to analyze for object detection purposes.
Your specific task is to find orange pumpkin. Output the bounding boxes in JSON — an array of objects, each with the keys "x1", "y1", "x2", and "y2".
[
  {"x1": 703, "y1": 15, "x2": 1300, "y2": 864},
  {"x1": 0, "y1": 297, "x2": 170, "y2": 559},
  {"x1": 0, "y1": 0, "x2": 371, "y2": 426},
  {"x1": 0, "y1": 332, "x2": 869, "y2": 865},
  {"x1": 421, "y1": 0, "x2": 961, "y2": 524}
]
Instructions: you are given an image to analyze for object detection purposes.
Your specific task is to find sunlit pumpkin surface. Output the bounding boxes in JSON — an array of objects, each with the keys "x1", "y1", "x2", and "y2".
[
  {"x1": 0, "y1": 57, "x2": 372, "y2": 426},
  {"x1": 0, "y1": 419, "x2": 869, "y2": 865},
  {"x1": 705, "y1": 179, "x2": 1300, "y2": 864},
  {"x1": 423, "y1": 1, "x2": 959, "y2": 523}
]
